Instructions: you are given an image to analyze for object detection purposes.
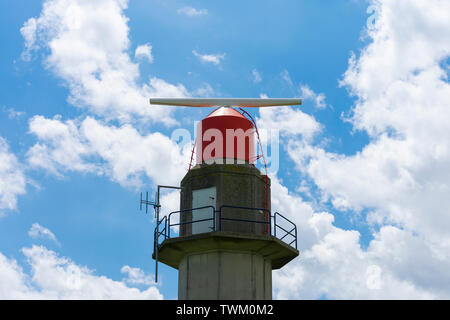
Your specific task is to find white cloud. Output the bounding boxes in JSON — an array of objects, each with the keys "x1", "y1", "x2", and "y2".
[
  {"x1": 193, "y1": 83, "x2": 214, "y2": 97},
  {"x1": 0, "y1": 252, "x2": 40, "y2": 299},
  {"x1": 281, "y1": 69, "x2": 293, "y2": 87},
  {"x1": 0, "y1": 245, "x2": 163, "y2": 299},
  {"x1": 20, "y1": 17, "x2": 37, "y2": 61},
  {"x1": 121, "y1": 265, "x2": 155, "y2": 286},
  {"x1": 272, "y1": 0, "x2": 450, "y2": 299},
  {"x1": 27, "y1": 116, "x2": 191, "y2": 187},
  {"x1": 26, "y1": 116, "x2": 98, "y2": 176},
  {"x1": 20, "y1": 0, "x2": 191, "y2": 125},
  {"x1": 135, "y1": 43, "x2": 153, "y2": 63},
  {"x1": 274, "y1": 224, "x2": 439, "y2": 299},
  {"x1": 256, "y1": 94, "x2": 321, "y2": 143},
  {"x1": 0, "y1": 137, "x2": 26, "y2": 215},
  {"x1": 279, "y1": 73, "x2": 328, "y2": 109},
  {"x1": 177, "y1": 6, "x2": 208, "y2": 17},
  {"x1": 300, "y1": 84, "x2": 327, "y2": 109},
  {"x1": 293, "y1": 0, "x2": 450, "y2": 242},
  {"x1": 252, "y1": 69, "x2": 262, "y2": 83},
  {"x1": 192, "y1": 50, "x2": 225, "y2": 65},
  {"x1": 28, "y1": 223, "x2": 59, "y2": 245},
  {"x1": 257, "y1": 107, "x2": 321, "y2": 143},
  {"x1": 2, "y1": 106, "x2": 26, "y2": 119},
  {"x1": 159, "y1": 189, "x2": 180, "y2": 218},
  {"x1": 159, "y1": 189, "x2": 181, "y2": 234},
  {"x1": 270, "y1": 177, "x2": 440, "y2": 299}
]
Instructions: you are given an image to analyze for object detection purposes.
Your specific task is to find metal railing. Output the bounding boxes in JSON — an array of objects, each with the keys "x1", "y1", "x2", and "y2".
[
  {"x1": 273, "y1": 212, "x2": 297, "y2": 249},
  {"x1": 167, "y1": 206, "x2": 216, "y2": 238},
  {"x1": 154, "y1": 205, "x2": 298, "y2": 250},
  {"x1": 153, "y1": 215, "x2": 167, "y2": 252}
]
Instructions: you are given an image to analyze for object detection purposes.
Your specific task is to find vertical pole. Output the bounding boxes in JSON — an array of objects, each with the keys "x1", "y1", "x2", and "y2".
[
  {"x1": 152, "y1": 185, "x2": 181, "y2": 283},
  {"x1": 213, "y1": 207, "x2": 216, "y2": 231},
  {"x1": 188, "y1": 140, "x2": 196, "y2": 171},
  {"x1": 295, "y1": 224, "x2": 298, "y2": 250},
  {"x1": 274, "y1": 213, "x2": 277, "y2": 238},
  {"x1": 155, "y1": 186, "x2": 161, "y2": 283},
  {"x1": 269, "y1": 212, "x2": 272, "y2": 236},
  {"x1": 168, "y1": 213, "x2": 171, "y2": 238}
]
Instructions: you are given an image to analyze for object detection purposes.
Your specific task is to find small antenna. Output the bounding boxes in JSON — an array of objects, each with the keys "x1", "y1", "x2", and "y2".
[
  {"x1": 139, "y1": 185, "x2": 181, "y2": 283},
  {"x1": 140, "y1": 191, "x2": 158, "y2": 215}
]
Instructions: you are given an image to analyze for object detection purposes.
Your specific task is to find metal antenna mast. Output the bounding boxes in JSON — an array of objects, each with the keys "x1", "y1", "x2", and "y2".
[{"x1": 140, "y1": 185, "x2": 181, "y2": 283}]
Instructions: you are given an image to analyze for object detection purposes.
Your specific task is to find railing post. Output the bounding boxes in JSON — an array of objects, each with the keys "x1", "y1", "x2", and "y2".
[
  {"x1": 274, "y1": 213, "x2": 277, "y2": 238},
  {"x1": 295, "y1": 224, "x2": 298, "y2": 249},
  {"x1": 218, "y1": 207, "x2": 222, "y2": 231},
  {"x1": 268, "y1": 212, "x2": 272, "y2": 236},
  {"x1": 164, "y1": 218, "x2": 167, "y2": 240},
  {"x1": 168, "y1": 215, "x2": 171, "y2": 239}
]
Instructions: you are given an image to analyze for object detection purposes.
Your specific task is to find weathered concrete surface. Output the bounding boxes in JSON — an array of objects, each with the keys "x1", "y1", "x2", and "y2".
[
  {"x1": 178, "y1": 250, "x2": 272, "y2": 300},
  {"x1": 155, "y1": 231, "x2": 298, "y2": 300},
  {"x1": 180, "y1": 163, "x2": 270, "y2": 236}
]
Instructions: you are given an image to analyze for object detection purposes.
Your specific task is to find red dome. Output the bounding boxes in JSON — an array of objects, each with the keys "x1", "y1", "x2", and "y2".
[
  {"x1": 205, "y1": 107, "x2": 248, "y2": 119},
  {"x1": 196, "y1": 107, "x2": 255, "y2": 164}
]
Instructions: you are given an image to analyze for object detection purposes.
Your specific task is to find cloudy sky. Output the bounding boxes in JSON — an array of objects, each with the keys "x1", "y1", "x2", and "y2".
[{"x1": 1, "y1": 0, "x2": 449, "y2": 299}]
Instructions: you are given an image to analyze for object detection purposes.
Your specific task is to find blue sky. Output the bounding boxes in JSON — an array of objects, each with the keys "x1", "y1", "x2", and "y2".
[{"x1": 1, "y1": 0, "x2": 450, "y2": 299}]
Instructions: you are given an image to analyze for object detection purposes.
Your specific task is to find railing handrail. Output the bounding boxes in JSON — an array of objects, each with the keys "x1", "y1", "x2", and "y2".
[
  {"x1": 220, "y1": 217, "x2": 269, "y2": 223},
  {"x1": 218, "y1": 204, "x2": 270, "y2": 213}
]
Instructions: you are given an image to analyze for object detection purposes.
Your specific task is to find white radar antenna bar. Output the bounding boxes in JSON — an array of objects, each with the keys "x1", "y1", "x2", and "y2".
[{"x1": 149, "y1": 98, "x2": 302, "y2": 107}]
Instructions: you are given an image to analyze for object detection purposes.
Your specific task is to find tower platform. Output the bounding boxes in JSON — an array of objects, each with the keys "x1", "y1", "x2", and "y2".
[
  {"x1": 154, "y1": 230, "x2": 299, "y2": 270},
  {"x1": 154, "y1": 230, "x2": 298, "y2": 300}
]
